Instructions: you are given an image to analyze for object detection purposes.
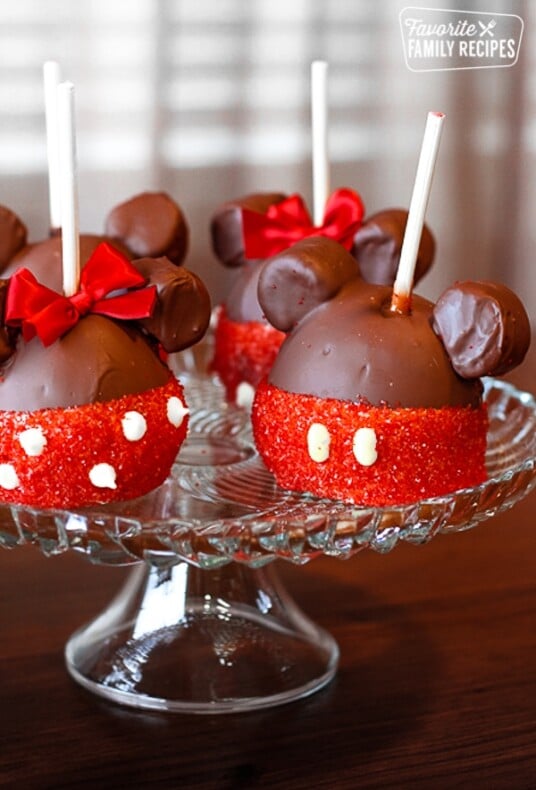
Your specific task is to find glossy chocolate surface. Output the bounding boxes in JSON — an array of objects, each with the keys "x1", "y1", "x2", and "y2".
[
  {"x1": 221, "y1": 261, "x2": 267, "y2": 323},
  {"x1": 0, "y1": 280, "x2": 17, "y2": 362},
  {"x1": 105, "y1": 192, "x2": 189, "y2": 266},
  {"x1": 133, "y1": 256, "x2": 211, "y2": 352},
  {"x1": 352, "y1": 209, "x2": 435, "y2": 286},
  {"x1": 258, "y1": 237, "x2": 358, "y2": 332},
  {"x1": 259, "y1": 237, "x2": 482, "y2": 408},
  {"x1": 0, "y1": 315, "x2": 170, "y2": 411},
  {"x1": 211, "y1": 192, "x2": 287, "y2": 268},
  {"x1": 0, "y1": 193, "x2": 210, "y2": 412},
  {"x1": 432, "y1": 281, "x2": 531, "y2": 378},
  {"x1": 4, "y1": 234, "x2": 131, "y2": 292},
  {"x1": 0, "y1": 206, "x2": 27, "y2": 270}
]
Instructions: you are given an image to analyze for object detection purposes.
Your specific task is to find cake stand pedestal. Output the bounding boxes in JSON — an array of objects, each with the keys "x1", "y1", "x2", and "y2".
[
  {"x1": 65, "y1": 559, "x2": 338, "y2": 714},
  {"x1": 1, "y1": 373, "x2": 535, "y2": 714}
]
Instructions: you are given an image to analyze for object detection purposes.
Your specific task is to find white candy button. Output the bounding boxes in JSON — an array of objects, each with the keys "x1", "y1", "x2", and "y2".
[
  {"x1": 353, "y1": 427, "x2": 378, "y2": 466},
  {"x1": 121, "y1": 411, "x2": 147, "y2": 442},
  {"x1": 307, "y1": 423, "x2": 331, "y2": 463},
  {"x1": 236, "y1": 382, "x2": 255, "y2": 410},
  {"x1": 0, "y1": 464, "x2": 19, "y2": 490},
  {"x1": 89, "y1": 463, "x2": 117, "y2": 490},
  {"x1": 167, "y1": 397, "x2": 189, "y2": 427},
  {"x1": 18, "y1": 427, "x2": 47, "y2": 457}
]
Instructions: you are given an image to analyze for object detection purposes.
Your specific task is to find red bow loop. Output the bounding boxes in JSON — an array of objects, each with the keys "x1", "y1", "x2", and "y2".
[
  {"x1": 6, "y1": 242, "x2": 157, "y2": 347},
  {"x1": 242, "y1": 188, "x2": 365, "y2": 259}
]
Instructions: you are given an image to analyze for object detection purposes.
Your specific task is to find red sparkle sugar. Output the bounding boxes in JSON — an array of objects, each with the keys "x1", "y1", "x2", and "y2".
[
  {"x1": 0, "y1": 376, "x2": 188, "y2": 509},
  {"x1": 252, "y1": 379, "x2": 489, "y2": 506},
  {"x1": 211, "y1": 307, "x2": 285, "y2": 401}
]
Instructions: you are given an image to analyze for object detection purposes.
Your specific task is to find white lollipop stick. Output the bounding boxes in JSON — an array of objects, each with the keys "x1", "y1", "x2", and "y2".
[
  {"x1": 311, "y1": 60, "x2": 329, "y2": 227},
  {"x1": 391, "y1": 111, "x2": 445, "y2": 314},
  {"x1": 57, "y1": 81, "x2": 80, "y2": 297},
  {"x1": 43, "y1": 61, "x2": 62, "y2": 231}
]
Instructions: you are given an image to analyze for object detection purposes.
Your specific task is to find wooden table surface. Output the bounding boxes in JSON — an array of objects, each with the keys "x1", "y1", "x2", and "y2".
[{"x1": 0, "y1": 350, "x2": 534, "y2": 790}]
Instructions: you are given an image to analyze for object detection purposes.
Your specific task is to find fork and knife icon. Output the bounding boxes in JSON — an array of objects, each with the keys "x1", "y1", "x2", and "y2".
[{"x1": 478, "y1": 19, "x2": 496, "y2": 37}]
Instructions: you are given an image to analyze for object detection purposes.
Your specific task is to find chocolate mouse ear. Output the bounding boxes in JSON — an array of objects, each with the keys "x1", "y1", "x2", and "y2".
[
  {"x1": 131, "y1": 257, "x2": 211, "y2": 353},
  {"x1": 258, "y1": 236, "x2": 359, "y2": 332},
  {"x1": 352, "y1": 208, "x2": 435, "y2": 286},
  {"x1": 210, "y1": 192, "x2": 287, "y2": 268},
  {"x1": 0, "y1": 206, "x2": 27, "y2": 273},
  {"x1": 0, "y1": 279, "x2": 18, "y2": 363},
  {"x1": 105, "y1": 192, "x2": 189, "y2": 267},
  {"x1": 432, "y1": 281, "x2": 531, "y2": 378}
]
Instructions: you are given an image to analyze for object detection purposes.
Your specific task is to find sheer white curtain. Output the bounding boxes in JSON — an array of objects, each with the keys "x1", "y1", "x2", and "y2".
[{"x1": 0, "y1": 0, "x2": 533, "y2": 318}]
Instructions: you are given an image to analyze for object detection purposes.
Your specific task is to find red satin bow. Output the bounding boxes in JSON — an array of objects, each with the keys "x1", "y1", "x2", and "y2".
[
  {"x1": 241, "y1": 187, "x2": 365, "y2": 259},
  {"x1": 6, "y1": 242, "x2": 157, "y2": 347}
]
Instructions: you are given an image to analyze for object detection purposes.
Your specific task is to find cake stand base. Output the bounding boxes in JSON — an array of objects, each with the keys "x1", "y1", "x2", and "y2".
[{"x1": 65, "y1": 560, "x2": 339, "y2": 714}]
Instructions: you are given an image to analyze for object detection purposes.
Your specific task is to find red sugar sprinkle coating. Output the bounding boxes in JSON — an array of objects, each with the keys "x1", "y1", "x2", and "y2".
[
  {"x1": 0, "y1": 376, "x2": 188, "y2": 509},
  {"x1": 252, "y1": 379, "x2": 489, "y2": 506},
  {"x1": 211, "y1": 307, "x2": 285, "y2": 401}
]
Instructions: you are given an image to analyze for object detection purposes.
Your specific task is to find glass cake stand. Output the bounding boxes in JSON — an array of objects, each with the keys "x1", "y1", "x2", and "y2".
[{"x1": 0, "y1": 346, "x2": 535, "y2": 714}]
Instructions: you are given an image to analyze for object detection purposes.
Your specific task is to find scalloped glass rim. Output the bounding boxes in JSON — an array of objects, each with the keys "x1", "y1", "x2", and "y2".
[{"x1": 1, "y1": 376, "x2": 534, "y2": 567}]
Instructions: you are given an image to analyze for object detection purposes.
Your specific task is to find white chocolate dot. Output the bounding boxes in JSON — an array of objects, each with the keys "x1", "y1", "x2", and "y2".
[
  {"x1": 236, "y1": 381, "x2": 255, "y2": 410},
  {"x1": 167, "y1": 396, "x2": 189, "y2": 428},
  {"x1": 121, "y1": 411, "x2": 147, "y2": 442},
  {"x1": 0, "y1": 464, "x2": 19, "y2": 490},
  {"x1": 353, "y1": 427, "x2": 378, "y2": 466},
  {"x1": 89, "y1": 463, "x2": 117, "y2": 490},
  {"x1": 307, "y1": 423, "x2": 331, "y2": 463},
  {"x1": 18, "y1": 427, "x2": 47, "y2": 457}
]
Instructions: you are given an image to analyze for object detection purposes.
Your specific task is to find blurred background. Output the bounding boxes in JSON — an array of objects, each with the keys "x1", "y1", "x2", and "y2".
[{"x1": 0, "y1": 0, "x2": 533, "y2": 320}]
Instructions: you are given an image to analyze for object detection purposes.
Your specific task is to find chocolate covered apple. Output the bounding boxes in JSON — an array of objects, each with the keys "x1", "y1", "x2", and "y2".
[
  {"x1": 210, "y1": 189, "x2": 435, "y2": 406},
  {"x1": 209, "y1": 62, "x2": 437, "y2": 407},
  {"x1": 251, "y1": 236, "x2": 530, "y2": 506},
  {"x1": 209, "y1": 192, "x2": 288, "y2": 406},
  {"x1": 0, "y1": 75, "x2": 212, "y2": 509},
  {"x1": 0, "y1": 239, "x2": 210, "y2": 509}
]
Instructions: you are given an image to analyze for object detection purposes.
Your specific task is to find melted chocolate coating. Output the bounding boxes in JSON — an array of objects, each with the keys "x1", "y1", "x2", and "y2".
[
  {"x1": 105, "y1": 192, "x2": 189, "y2": 266},
  {"x1": 211, "y1": 192, "x2": 287, "y2": 268},
  {"x1": 4, "y1": 234, "x2": 132, "y2": 292},
  {"x1": 267, "y1": 279, "x2": 482, "y2": 408},
  {"x1": 0, "y1": 315, "x2": 170, "y2": 411},
  {"x1": 132, "y1": 256, "x2": 211, "y2": 352},
  {"x1": 259, "y1": 238, "x2": 482, "y2": 408},
  {"x1": 352, "y1": 209, "x2": 435, "y2": 286},
  {"x1": 432, "y1": 281, "x2": 531, "y2": 378},
  {"x1": 220, "y1": 202, "x2": 435, "y2": 322},
  {"x1": 224, "y1": 262, "x2": 267, "y2": 322},
  {"x1": 0, "y1": 280, "x2": 17, "y2": 362},
  {"x1": 258, "y1": 237, "x2": 358, "y2": 332},
  {"x1": 0, "y1": 206, "x2": 27, "y2": 271},
  {"x1": 0, "y1": 194, "x2": 210, "y2": 412}
]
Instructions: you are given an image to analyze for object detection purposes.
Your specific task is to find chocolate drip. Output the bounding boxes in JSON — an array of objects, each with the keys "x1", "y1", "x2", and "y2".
[
  {"x1": 105, "y1": 192, "x2": 189, "y2": 266},
  {"x1": 352, "y1": 209, "x2": 435, "y2": 286},
  {"x1": 432, "y1": 281, "x2": 531, "y2": 378}
]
